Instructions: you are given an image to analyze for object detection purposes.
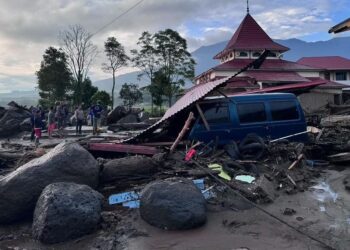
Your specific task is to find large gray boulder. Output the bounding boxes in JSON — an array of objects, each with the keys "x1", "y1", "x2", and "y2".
[
  {"x1": 32, "y1": 182, "x2": 103, "y2": 244},
  {"x1": 107, "y1": 106, "x2": 127, "y2": 124},
  {"x1": 101, "y1": 155, "x2": 158, "y2": 183},
  {"x1": 20, "y1": 117, "x2": 32, "y2": 131},
  {"x1": 140, "y1": 178, "x2": 207, "y2": 230},
  {"x1": 0, "y1": 142, "x2": 99, "y2": 223},
  {"x1": 0, "y1": 107, "x2": 31, "y2": 137}
]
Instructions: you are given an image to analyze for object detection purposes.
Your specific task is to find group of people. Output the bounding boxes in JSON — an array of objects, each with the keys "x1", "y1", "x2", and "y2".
[{"x1": 30, "y1": 101, "x2": 104, "y2": 146}]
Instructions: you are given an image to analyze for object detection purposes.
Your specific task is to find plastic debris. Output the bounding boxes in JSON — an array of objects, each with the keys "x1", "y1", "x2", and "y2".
[{"x1": 235, "y1": 175, "x2": 255, "y2": 183}]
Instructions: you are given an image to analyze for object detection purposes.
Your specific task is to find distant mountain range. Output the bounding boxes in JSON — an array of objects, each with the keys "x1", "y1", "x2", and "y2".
[{"x1": 96, "y1": 36, "x2": 350, "y2": 92}]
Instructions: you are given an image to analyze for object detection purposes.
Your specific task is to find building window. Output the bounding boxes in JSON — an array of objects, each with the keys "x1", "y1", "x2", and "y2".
[
  {"x1": 267, "y1": 51, "x2": 277, "y2": 57},
  {"x1": 237, "y1": 103, "x2": 266, "y2": 123},
  {"x1": 252, "y1": 52, "x2": 261, "y2": 57},
  {"x1": 200, "y1": 102, "x2": 230, "y2": 124},
  {"x1": 270, "y1": 101, "x2": 299, "y2": 121},
  {"x1": 237, "y1": 51, "x2": 248, "y2": 57},
  {"x1": 335, "y1": 72, "x2": 347, "y2": 81},
  {"x1": 324, "y1": 72, "x2": 330, "y2": 80}
]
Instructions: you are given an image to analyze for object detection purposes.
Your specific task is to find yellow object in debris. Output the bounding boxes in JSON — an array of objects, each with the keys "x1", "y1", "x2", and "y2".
[{"x1": 208, "y1": 163, "x2": 231, "y2": 181}]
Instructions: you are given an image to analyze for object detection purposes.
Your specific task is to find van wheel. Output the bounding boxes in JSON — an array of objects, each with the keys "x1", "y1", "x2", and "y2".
[{"x1": 239, "y1": 134, "x2": 266, "y2": 160}]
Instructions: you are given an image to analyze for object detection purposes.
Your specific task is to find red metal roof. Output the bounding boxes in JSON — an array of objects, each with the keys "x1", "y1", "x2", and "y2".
[
  {"x1": 214, "y1": 14, "x2": 289, "y2": 59},
  {"x1": 245, "y1": 71, "x2": 310, "y2": 82},
  {"x1": 297, "y1": 56, "x2": 350, "y2": 70},
  {"x1": 214, "y1": 59, "x2": 319, "y2": 71},
  {"x1": 125, "y1": 76, "x2": 234, "y2": 142},
  {"x1": 306, "y1": 77, "x2": 348, "y2": 89}
]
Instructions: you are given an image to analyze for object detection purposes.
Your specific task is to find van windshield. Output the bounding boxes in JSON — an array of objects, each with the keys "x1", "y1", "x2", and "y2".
[
  {"x1": 270, "y1": 101, "x2": 299, "y2": 121},
  {"x1": 198, "y1": 102, "x2": 230, "y2": 124}
]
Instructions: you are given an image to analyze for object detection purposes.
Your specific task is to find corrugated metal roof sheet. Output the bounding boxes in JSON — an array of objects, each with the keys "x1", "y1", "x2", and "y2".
[{"x1": 125, "y1": 76, "x2": 233, "y2": 142}]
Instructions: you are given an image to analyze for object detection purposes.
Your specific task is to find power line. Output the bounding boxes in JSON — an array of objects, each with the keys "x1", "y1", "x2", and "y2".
[{"x1": 92, "y1": 0, "x2": 146, "y2": 37}]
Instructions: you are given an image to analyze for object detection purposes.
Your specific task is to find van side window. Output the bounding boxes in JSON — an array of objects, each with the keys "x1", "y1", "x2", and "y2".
[
  {"x1": 270, "y1": 101, "x2": 299, "y2": 121},
  {"x1": 237, "y1": 103, "x2": 266, "y2": 123},
  {"x1": 199, "y1": 102, "x2": 230, "y2": 124}
]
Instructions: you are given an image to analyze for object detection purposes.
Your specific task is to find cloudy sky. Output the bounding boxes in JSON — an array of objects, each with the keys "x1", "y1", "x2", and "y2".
[{"x1": 0, "y1": 0, "x2": 348, "y2": 92}]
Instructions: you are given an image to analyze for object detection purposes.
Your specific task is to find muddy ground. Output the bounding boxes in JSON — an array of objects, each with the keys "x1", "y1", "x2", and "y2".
[{"x1": 0, "y1": 168, "x2": 349, "y2": 250}]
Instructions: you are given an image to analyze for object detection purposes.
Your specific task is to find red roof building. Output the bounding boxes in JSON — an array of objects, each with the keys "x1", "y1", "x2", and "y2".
[
  {"x1": 297, "y1": 56, "x2": 350, "y2": 84},
  {"x1": 193, "y1": 12, "x2": 349, "y2": 111}
]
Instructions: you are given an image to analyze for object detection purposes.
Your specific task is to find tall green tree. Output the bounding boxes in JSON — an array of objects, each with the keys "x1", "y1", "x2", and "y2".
[
  {"x1": 36, "y1": 46, "x2": 72, "y2": 108},
  {"x1": 91, "y1": 90, "x2": 112, "y2": 108},
  {"x1": 71, "y1": 77, "x2": 98, "y2": 108},
  {"x1": 149, "y1": 69, "x2": 167, "y2": 113},
  {"x1": 154, "y1": 29, "x2": 195, "y2": 107},
  {"x1": 102, "y1": 37, "x2": 129, "y2": 109},
  {"x1": 131, "y1": 31, "x2": 159, "y2": 112},
  {"x1": 119, "y1": 83, "x2": 143, "y2": 109},
  {"x1": 60, "y1": 25, "x2": 98, "y2": 104},
  {"x1": 131, "y1": 29, "x2": 195, "y2": 108}
]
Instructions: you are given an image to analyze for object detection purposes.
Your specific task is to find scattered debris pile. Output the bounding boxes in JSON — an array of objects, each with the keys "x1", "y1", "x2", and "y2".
[{"x1": 1, "y1": 107, "x2": 349, "y2": 249}]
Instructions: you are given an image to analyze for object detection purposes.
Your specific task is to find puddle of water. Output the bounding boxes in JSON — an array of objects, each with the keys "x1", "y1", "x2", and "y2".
[{"x1": 311, "y1": 182, "x2": 338, "y2": 203}]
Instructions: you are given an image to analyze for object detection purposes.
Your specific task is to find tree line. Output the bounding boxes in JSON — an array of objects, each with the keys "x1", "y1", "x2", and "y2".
[{"x1": 36, "y1": 25, "x2": 195, "y2": 113}]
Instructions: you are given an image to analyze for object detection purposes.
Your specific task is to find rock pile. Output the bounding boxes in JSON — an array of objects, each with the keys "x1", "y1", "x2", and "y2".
[{"x1": 0, "y1": 142, "x2": 99, "y2": 223}]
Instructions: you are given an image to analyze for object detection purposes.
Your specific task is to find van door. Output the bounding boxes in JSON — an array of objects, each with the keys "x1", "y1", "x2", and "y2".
[
  {"x1": 230, "y1": 102, "x2": 270, "y2": 142},
  {"x1": 267, "y1": 100, "x2": 307, "y2": 141},
  {"x1": 189, "y1": 101, "x2": 232, "y2": 144}
]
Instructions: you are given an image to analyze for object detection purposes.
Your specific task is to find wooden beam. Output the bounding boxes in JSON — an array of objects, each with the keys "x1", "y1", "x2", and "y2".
[
  {"x1": 170, "y1": 112, "x2": 195, "y2": 153},
  {"x1": 195, "y1": 103, "x2": 210, "y2": 131}
]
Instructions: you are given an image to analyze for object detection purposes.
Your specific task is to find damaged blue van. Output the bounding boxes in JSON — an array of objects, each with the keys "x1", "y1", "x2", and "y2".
[{"x1": 188, "y1": 93, "x2": 308, "y2": 144}]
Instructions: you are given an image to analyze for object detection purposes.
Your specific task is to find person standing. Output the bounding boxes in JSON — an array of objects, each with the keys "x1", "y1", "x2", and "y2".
[
  {"x1": 75, "y1": 105, "x2": 84, "y2": 135},
  {"x1": 33, "y1": 110, "x2": 43, "y2": 147},
  {"x1": 47, "y1": 106, "x2": 55, "y2": 138},
  {"x1": 92, "y1": 101, "x2": 103, "y2": 135},
  {"x1": 55, "y1": 101, "x2": 65, "y2": 137},
  {"x1": 30, "y1": 108, "x2": 37, "y2": 141}
]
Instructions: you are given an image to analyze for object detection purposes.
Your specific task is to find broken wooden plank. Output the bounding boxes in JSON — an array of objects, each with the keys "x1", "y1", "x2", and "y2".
[
  {"x1": 170, "y1": 112, "x2": 195, "y2": 153},
  {"x1": 288, "y1": 154, "x2": 304, "y2": 170},
  {"x1": 88, "y1": 143, "x2": 160, "y2": 155},
  {"x1": 195, "y1": 103, "x2": 210, "y2": 131}
]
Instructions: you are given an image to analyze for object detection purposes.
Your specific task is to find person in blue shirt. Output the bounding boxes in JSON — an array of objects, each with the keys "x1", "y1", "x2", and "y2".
[{"x1": 92, "y1": 101, "x2": 103, "y2": 135}]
